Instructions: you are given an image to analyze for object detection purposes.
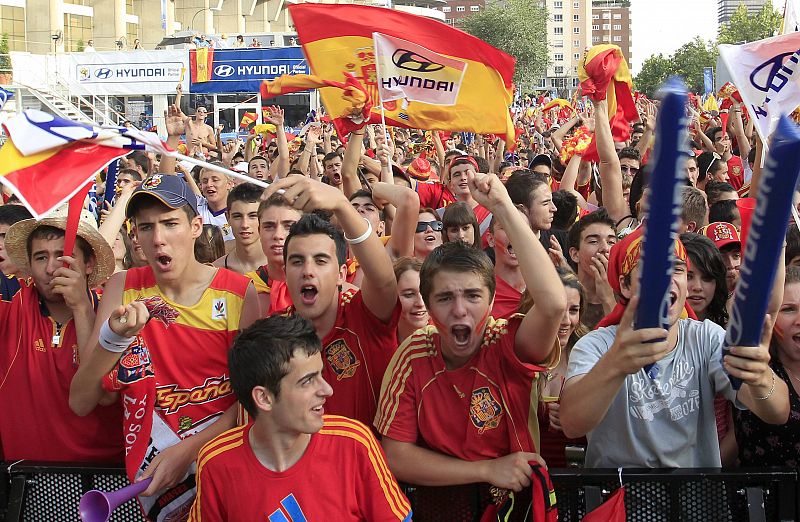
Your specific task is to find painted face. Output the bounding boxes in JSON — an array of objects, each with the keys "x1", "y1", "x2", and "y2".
[
  {"x1": 397, "y1": 269, "x2": 429, "y2": 331},
  {"x1": 427, "y1": 270, "x2": 492, "y2": 368},
  {"x1": 134, "y1": 206, "x2": 202, "y2": 282},
  {"x1": 414, "y1": 212, "x2": 443, "y2": 260},
  {"x1": 686, "y1": 265, "x2": 716, "y2": 319},
  {"x1": 284, "y1": 234, "x2": 345, "y2": 323},
  {"x1": 29, "y1": 235, "x2": 94, "y2": 303},
  {"x1": 489, "y1": 221, "x2": 518, "y2": 269},
  {"x1": 268, "y1": 350, "x2": 334, "y2": 434},
  {"x1": 445, "y1": 223, "x2": 475, "y2": 246},
  {"x1": 228, "y1": 200, "x2": 261, "y2": 247},
  {"x1": 558, "y1": 286, "x2": 581, "y2": 348},
  {"x1": 259, "y1": 205, "x2": 301, "y2": 269}
]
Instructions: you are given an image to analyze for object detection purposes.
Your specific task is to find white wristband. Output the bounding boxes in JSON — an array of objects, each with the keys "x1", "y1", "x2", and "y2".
[
  {"x1": 99, "y1": 319, "x2": 135, "y2": 353},
  {"x1": 344, "y1": 218, "x2": 373, "y2": 245}
]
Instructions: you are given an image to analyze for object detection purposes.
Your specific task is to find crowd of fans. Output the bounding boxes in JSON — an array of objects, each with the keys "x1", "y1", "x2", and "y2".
[{"x1": 0, "y1": 80, "x2": 798, "y2": 521}]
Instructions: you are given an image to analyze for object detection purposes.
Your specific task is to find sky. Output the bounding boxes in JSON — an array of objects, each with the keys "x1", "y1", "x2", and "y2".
[{"x1": 630, "y1": 0, "x2": 719, "y2": 75}]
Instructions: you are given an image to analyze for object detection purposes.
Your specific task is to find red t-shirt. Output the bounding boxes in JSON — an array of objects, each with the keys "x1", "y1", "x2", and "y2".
[
  {"x1": 0, "y1": 282, "x2": 124, "y2": 462},
  {"x1": 188, "y1": 417, "x2": 412, "y2": 522},
  {"x1": 727, "y1": 156, "x2": 745, "y2": 191},
  {"x1": 245, "y1": 265, "x2": 293, "y2": 315},
  {"x1": 376, "y1": 317, "x2": 555, "y2": 460},
  {"x1": 491, "y1": 275, "x2": 523, "y2": 320},
  {"x1": 416, "y1": 181, "x2": 455, "y2": 210},
  {"x1": 286, "y1": 290, "x2": 401, "y2": 428}
]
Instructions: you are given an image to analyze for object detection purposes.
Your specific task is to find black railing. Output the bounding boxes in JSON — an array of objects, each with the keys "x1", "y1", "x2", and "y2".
[{"x1": 1, "y1": 462, "x2": 797, "y2": 521}]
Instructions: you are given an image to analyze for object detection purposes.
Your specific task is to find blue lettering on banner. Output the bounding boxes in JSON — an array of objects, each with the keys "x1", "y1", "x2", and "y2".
[
  {"x1": 268, "y1": 494, "x2": 308, "y2": 522},
  {"x1": 748, "y1": 50, "x2": 800, "y2": 119},
  {"x1": 78, "y1": 62, "x2": 183, "y2": 84},
  {"x1": 190, "y1": 48, "x2": 308, "y2": 94}
]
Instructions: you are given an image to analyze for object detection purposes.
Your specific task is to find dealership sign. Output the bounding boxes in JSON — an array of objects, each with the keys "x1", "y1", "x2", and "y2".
[
  {"x1": 190, "y1": 47, "x2": 307, "y2": 93},
  {"x1": 68, "y1": 50, "x2": 190, "y2": 96}
]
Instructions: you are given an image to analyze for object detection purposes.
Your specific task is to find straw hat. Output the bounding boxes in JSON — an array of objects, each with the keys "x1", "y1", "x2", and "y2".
[{"x1": 5, "y1": 205, "x2": 115, "y2": 288}]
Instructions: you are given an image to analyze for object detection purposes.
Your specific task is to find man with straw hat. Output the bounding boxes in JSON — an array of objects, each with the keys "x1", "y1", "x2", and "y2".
[{"x1": 0, "y1": 205, "x2": 124, "y2": 462}]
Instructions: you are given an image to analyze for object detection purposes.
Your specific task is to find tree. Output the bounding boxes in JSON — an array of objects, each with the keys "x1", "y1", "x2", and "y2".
[
  {"x1": 0, "y1": 34, "x2": 10, "y2": 74},
  {"x1": 718, "y1": 3, "x2": 782, "y2": 45},
  {"x1": 460, "y1": 0, "x2": 549, "y2": 89},
  {"x1": 634, "y1": 37, "x2": 717, "y2": 97}
]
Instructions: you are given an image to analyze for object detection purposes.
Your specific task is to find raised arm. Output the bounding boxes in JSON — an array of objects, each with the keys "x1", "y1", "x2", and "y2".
[
  {"x1": 264, "y1": 106, "x2": 290, "y2": 180},
  {"x1": 595, "y1": 99, "x2": 629, "y2": 225},
  {"x1": 468, "y1": 172, "x2": 566, "y2": 363},
  {"x1": 342, "y1": 130, "x2": 366, "y2": 197},
  {"x1": 373, "y1": 181, "x2": 420, "y2": 259}
]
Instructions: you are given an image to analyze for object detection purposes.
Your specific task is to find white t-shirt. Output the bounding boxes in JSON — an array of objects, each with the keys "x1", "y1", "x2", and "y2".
[
  {"x1": 196, "y1": 195, "x2": 234, "y2": 242},
  {"x1": 566, "y1": 318, "x2": 744, "y2": 468}
]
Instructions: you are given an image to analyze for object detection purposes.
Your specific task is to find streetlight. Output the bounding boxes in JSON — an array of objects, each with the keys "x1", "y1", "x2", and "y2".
[{"x1": 190, "y1": 7, "x2": 221, "y2": 32}]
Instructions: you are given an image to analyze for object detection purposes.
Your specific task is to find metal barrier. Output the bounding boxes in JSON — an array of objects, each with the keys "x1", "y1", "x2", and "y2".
[{"x1": 1, "y1": 462, "x2": 797, "y2": 521}]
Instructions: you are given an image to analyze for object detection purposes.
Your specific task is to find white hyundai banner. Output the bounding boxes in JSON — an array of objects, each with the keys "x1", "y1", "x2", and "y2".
[
  {"x1": 719, "y1": 32, "x2": 800, "y2": 141},
  {"x1": 67, "y1": 50, "x2": 190, "y2": 96}
]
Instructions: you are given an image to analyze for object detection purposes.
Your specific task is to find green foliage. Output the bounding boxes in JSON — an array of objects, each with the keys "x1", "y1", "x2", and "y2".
[
  {"x1": 460, "y1": 0, "x2": 549, "y2": 89},
  {"x1": 0, "y1": 34, "x2": 10, "y2": 73},
  {"x1": 718, "y1": 3, "x2": 782, "y2": 44},
  {"x1": 634, "y1": 37, "x2": 718, "y2": 97},
  {"x1": 76, "y1": 39, "x2": 85, "y2": 52}
]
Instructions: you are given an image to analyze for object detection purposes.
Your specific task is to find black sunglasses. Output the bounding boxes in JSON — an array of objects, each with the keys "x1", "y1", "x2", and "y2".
[{"x1": 416, "y1": 220, "x2": 443, "y2": 233}]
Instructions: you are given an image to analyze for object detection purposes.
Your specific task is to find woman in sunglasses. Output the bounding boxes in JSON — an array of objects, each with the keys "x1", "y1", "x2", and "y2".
[{"x1": 414, "y1": 208, "x2": 443, "y2": 260}]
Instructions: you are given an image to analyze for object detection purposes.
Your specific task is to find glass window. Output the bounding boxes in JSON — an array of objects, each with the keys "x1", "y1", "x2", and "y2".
[
  {"x1": 554, "y1": 66, "x2": 564, "y2": 75},
  {"x1": 614, "y1": 13, "x2": 622, "y2": 19},
  {"x1": 592, "y1": 24, "x2": 599, "y2": 30},
  {"x1": 554, "y1": 27, "x2": 564, "y2": 35},
  {"x1": 470, "y1": 5, "x2": 479, "y2": 11},
  {"x1": 573, "y1": 14, "x2": 579, "y2": 21},
  {"x1": 613, "y1": 35, "x2": 622, "y2": 42},
  {"x1": 602, "y1": 12, "x2": 611, "y2": 19},
  {"x1": 573, "y1": 27, "x2": 580, "y2": 34},
  {"x1": 554, "y1": 14, "x2": 563, "y2": 21},
  {"x1": 573, "y1": 39, "x2": 580, "y2": 46},
  {"x1": 574, "y1": 53, "x2": 580, "y2": 60},
  {"x1": 64, "y1": 13, "x2": 93, "y2": 52},
  {"x1": 592, "y1": 36, "x2": 599, "y2": 42},
  {"x1": 0, "y1": 6, "x2": 26, "y2": 52},
  {"x1": 554, "y1": 1, "x2": 562, "y2": 8},
  {"x1": 443, "y1": 6, "x2": 450, "y2": 12},
  {"x1": 554, "y1": 39, "x2": 563, "y2": 47},
  {"x1": 456, "y1": 6, "x2": 465, "y2": 12},
  {"x1": 573, "y1": 1, "x2": 579, "y2": 8},
  {"x1": 613, "y1": 24, "x2": 622, "y2": 30},
  {"x1": 554, "y1": 53, "x2": 563, "y2": 61},
  {"x1": 592, "y1": 14, "x2": 599, "y2": 19}
]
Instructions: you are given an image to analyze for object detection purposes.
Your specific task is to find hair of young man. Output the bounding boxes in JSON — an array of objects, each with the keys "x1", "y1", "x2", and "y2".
[
  {"x1": 473, "y1": 156, "x2": 490, "y2": 173},
  {"x1": 0, "y1": 204, "x2": 33, "y2": 227},
  {"x1": 284, "y1": 212, "x2": 347, "y2": 266},
  {"x1": 705, "y1": 126, "x2": 723, "y2": 143},
  {"x1": 393, "y1": 256, "x2": 422, "y2": 282},
  {"x1": 118, "y1": 168, "x2": 143, "y2": 182},
  {"x1": 419, "y1": 241, "x2": 495, "y2": 306},
  {"x1": 680, "y1": 232, "x2": 730, "y2": 327},
  {"x1": 127, "y1": 150, "x2": 151, "y2": 175},
  {"x1": 567, "y1": 208, "x2": 616, "y2": 252},
  {"x1": 551, "y1": 189, "x2": 578, "y2": 231},
  {"x1": 257, "y1": 193, "x2": 294, "y2": 221},
  {"x1": 704, "y1": 180, "x2": 737, "y2": 207},
  {"x1": 708, "y1": 200, "x2": 739, "y2": 224},
  {"x1": 681, "y1": 186, "x2": 709, "y2": 227},
  {"x1": 229, "y1": 315, "x2": 322, "y2": 418},
  {"x1": 617, "y1": 147, "x2": 641, "y2": 163},
  {"x1": 441, "y1": 201, "x2": 480, "y2": 246},
  {"x1": 26, "y1": 225, "x2": 93, "y2": 264},
  {"x1": 129, "y1": 194, "x2": 197, "y2": 224},
  {"x1": 322, "y1": 151, "x2": 343, "y2": 167},
  {"x1": 696, "y1": 151, "x2": 719, "y2": 183},
  {"x1": 628, "y1": 166, "x2": 650, "y2": 218},
  {"x1": 505, "y1": 169, "x2": 549, "y2": 209},
  {"x1": 248, "y1": 155, "x2": 269, "y2": 167},
  {"x1": 443, "y1": 149, "x2": 464, "y2": 164},
  {"x1": 227, "y1": 182, "x2": 264, "y2": 209}
]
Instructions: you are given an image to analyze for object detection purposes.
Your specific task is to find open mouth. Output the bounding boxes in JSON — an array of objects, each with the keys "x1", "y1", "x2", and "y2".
[
  {"x1": 311, "y1": 402, "x2": 325, "y2": 415},
  {"x1": 558, "y1": 326, "x2": 570, "y2": 336},
  {"x1": 507, "y1": 244, "x2": 517, "y2": 259},
  {"x1": 270, "y1": 245, "x2": 284, "y2": 256},
  {"x1": 300, "y1": 284, "x2": 318, "y2": 305},
  {"x1": 156, "y1": 254, "x2": 173, "y2": 270},
  {"x1": 424, "y1": 233, "x2": 437, "y2": 243},
  {"x1": 669, "y1": 291, "x2": 678, "y2": 307},
  {"x1": 792, "y1": 334, "x2": 800, "y2": 344},
  {"x1": 451, "y1": 325, "x2": 472, "y2": 346}
]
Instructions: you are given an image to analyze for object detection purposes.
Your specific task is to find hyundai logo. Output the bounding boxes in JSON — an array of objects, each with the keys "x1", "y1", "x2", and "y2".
[
  {"x1": 214, "y1": 64, "x2": 235, "y2": 78},
  {"x1": 391, "y1": 49, "x2": 444, "y2": 73},
  {"x1": 749, "y1": 52, "x2": 797, "y2": 92},
  {"x1": 95, "y1": 68, "x2": 112, "y2": 79}
]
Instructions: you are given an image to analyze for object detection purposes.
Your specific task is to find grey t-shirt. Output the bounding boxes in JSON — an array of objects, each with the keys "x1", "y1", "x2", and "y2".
[{"x1": 566, "y1": 319, "x2": 744, "y2": 468}]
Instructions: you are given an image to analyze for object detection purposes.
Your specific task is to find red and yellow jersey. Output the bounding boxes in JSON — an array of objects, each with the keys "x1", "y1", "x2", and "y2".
[
  {"x1": 121, "y1": 266, "x2": 250, "y2": 436},
  {"x1": 376, "y1": 316, "x2": 558, "y2": 460},
  {"x1": 416, "y1": 181, "x2": 456, "y2": 210},
  {"x1": 189, "y1": 416, "x2": 412, "y2": 522},
  {"x1": 0, "y1": 282, "x2": 124, "y2": 462},
  {"x1": 287, "y1": 289, "x2": 401, "y2": 428},
  {"x1": 244, "y1": 265, "x2": 293, "y2": 315}
]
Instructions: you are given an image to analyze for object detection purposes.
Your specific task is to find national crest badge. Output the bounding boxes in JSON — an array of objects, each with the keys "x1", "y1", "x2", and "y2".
[
  {"x1": 325, "y1": 339, "x2": 360, "y2": 380},
  {"x1": 469, "y1": 386, "x2": 503, "y2": 434}
]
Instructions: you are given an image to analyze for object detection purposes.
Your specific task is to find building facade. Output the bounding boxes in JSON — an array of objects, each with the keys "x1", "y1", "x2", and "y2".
[
  {"x1": 590, "y1": 0, "x2": 631, "y2": 69},
  {"x1": 441, "y1": 0, "x2": 485, "y2": 26},
  {"x1": 539, "y1": 0, "x2": 591, "y2": 96},
  {"x1": 718, "y1": 0, "x2": 768, "y2": 25}
]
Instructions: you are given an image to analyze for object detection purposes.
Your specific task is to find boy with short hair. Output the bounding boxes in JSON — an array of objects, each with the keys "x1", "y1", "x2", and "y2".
[
  {"x1": 213, "y1": 182, "x2": 267, "y2": 275},
  {"x1": 188, "y1": 315, "x2": 412, "y2": 521}
]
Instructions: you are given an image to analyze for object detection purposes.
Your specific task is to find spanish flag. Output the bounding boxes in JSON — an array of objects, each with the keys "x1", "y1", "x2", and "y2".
[
  {"x1": 190, "y1": 48, "x2": 214, "y2": 83},
  {"x1": 240, "y1": 112, "x2": 257, "y2": 128},
  {"x1": 286, "y1": 4, "x2": 516, "y2": 141},
  {"x1": 578, "y1": 44, "x2": 637, "y2": 162}
]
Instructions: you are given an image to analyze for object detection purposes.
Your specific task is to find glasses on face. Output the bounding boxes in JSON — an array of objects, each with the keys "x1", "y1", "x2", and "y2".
[
  {"x1": 620, "y1": 165, "x2": 639, "y2": 174},
  {"x1": 416, "y1": 220, "x2": 443, "y2": 233}
]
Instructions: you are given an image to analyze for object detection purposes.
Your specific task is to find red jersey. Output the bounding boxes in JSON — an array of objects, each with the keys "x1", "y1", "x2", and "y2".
[
  {"x1": 244, "y1": 265, "x2": 293, "y2": 315},
  {"x1": 188, "y1": 417, "x2": 412, "y2": 522},
  {"x1": 286, "y1": 290, "x2": 400, "y2": 427},
  {"x1": 416, "y1": 181, "x2": 455, "y2": 210},
  {"x1": 102, "y1": 266, "x2": 250, "y2": 520},
  {"x1": 376, "y1": 317, "x2": 558, "y2": 460},
  {"x1": 727, "y1": 156, "x2": 745, "y2": 191},
  {"x1": 0, "y1": 282, "x2": 123, "y2": 462},
  {"x1": 491, "y1": 275, "x2": 523, "y2": 320}
]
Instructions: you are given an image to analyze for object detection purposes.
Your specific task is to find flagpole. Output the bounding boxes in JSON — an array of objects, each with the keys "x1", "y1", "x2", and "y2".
[
  {"x1": 168, "y1": 152, "x2": 270, "y2": 189},
  {"x1": 372, "y1": 31, "x2": 390, "y2": 143}
]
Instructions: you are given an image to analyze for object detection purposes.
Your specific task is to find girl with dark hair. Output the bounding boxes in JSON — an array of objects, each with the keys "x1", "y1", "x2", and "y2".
[
  {"x1": 413, "y1": 208, "x2": 443, "y2": 260},
  {"x1": 441, "y1": 201, "x2": 480, "y2": 248},
  {"x1": 680, "y1": 233, "x2": 729, "y2": 327},
  {"x1": 393, "y1": 257, "x2": 429, "y2": 342}
]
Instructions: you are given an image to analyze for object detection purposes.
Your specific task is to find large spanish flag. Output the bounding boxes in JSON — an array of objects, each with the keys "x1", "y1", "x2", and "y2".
[
  {"x1": 190, "y1": 48, "x2": 214, "y2": 83},
  {"x1": 287, "y1": 4, "x2": 515, "y2": 141}
]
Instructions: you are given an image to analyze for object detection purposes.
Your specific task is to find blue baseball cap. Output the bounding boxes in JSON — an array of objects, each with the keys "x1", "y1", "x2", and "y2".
[{"x1": 126, "y1": 174, "x2": 199, "y2": 218}]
